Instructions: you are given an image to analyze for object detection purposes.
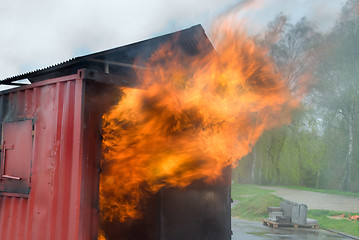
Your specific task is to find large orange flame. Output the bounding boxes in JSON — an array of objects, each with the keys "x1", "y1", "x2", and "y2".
[{"x1": 99, "y1": 19, "x2": 298, "y2": 225}]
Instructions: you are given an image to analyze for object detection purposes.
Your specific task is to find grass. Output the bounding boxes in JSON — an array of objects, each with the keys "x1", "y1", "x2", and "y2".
[
  {"x1": 308, "y1": 210, "x2": 359, "y2": 237},
  {"x1": 232, "y1": 193, "x2": 283, "y2": 221},
  {"x1": 231, "y1": 184, "x2": 283, "y2": 221},
  {"x1": 231, "y1": 184, "x2": 274, "y2": 199},
  {"x1": 231, "y1": 183, "x2": 359, "y2": 237}
]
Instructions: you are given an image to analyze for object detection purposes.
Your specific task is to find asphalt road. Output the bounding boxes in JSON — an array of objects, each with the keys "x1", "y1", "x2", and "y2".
[
  {"x1": 231, "y1": 186, "x2": 359, "y2": 239},
  {"x1": 232, "y1": 218, "x2": 351, "y2": 240},
  {"x1": 256, "y1": 186, "x2": 359, "y2": 212}
]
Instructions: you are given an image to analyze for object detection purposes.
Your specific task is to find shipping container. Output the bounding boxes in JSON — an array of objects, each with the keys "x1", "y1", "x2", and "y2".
[{"x1": 0, "y1": 25, "x2": 231, "y2": 240}]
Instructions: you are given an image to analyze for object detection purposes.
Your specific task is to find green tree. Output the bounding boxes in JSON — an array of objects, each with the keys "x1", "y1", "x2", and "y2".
[
  {"x1": 238, "y1": 15, "x2": 323, "y2": 186},
  {"x1": 314, "y1": 0, "x2": 359, "y2": 191}
]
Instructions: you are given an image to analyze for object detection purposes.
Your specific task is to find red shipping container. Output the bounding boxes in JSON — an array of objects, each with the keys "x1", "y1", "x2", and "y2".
[{"x1": 0, "y1": 25, "x2": 232, "y2": 240}]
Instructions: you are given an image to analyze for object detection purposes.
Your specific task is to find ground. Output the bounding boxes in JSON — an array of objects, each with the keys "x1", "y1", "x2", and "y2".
[
  {"x1": 231, "y1": 186, "x2": 359, "y2": 239},
  {"x1": 232, "y1": 218, "x2": 349, "y2": 240},
  {"x1": 256, "y1": 186, "x2": 359, "y2": 212}
]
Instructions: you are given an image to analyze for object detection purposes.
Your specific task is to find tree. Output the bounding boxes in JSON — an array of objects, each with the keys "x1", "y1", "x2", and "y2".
[
  {"x1": 314, "y1": 0, "x2": 359, "y2": 191},
  {"x1": 242, "y1": 15, "x2": 323, "y2": 186}
]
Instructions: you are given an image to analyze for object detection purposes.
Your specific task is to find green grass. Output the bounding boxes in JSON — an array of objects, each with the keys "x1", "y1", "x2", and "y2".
[
  {"x1": 231, "y1": 184, "x2": 274, "y2": 200},
  {"x1": 232, "y1": 193, "x2": 283, "y2": 221},
  {"x1": 231, "y1": 183, "x2": 283, "y2": 221},
  {"x1": 231, "y1": 184, "x2": 359, "y2": 237},
  {"x1": 308, "y1": 210, "x2": 359, "y2": 237}
]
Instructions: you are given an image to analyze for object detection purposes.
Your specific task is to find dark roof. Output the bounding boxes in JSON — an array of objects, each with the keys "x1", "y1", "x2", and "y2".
[{"x1": 1, "y1": 24, "x2": 214, "y2": 85}]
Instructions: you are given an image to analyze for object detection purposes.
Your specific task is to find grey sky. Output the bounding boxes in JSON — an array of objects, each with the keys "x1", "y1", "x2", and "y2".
[{"x1": 0, "y1": 0, "x2": 346, "y2": 81}]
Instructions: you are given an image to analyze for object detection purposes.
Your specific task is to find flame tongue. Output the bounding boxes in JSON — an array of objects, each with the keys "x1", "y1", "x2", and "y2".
[{"x1": 100, "y1": 21, "x2": 297, "y2": 222}]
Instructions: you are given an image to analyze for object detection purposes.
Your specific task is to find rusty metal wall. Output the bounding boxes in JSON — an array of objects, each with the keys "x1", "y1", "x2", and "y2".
[{"x1": 0, "y1": 74, "x2": 97, "y2": 240}]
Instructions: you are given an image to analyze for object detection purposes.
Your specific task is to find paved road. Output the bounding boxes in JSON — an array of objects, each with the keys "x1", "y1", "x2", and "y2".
[
  {"x1": 232, "y1": 218, "x2": 351, "y2": 240},
  {"x1": 230, "y1": 186, "x2": 359, "y2": 239},
  {"x1": 257, "y1": 186, "x2": 359, "y2": 212}
]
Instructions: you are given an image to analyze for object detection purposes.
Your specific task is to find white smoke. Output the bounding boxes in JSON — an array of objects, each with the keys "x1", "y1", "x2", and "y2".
[{"x1": 0, "y1": 0, "x2": 345, "y2": 81}]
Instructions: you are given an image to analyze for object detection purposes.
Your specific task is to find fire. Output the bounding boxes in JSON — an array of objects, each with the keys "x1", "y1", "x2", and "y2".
[{"x1": 99, "y1": 19, "x2": 298, "y2": 225}]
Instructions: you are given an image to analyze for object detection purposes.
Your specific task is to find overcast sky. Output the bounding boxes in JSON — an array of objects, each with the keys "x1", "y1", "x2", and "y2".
[{"x1": 0, "y1": 0, "x2": 346, "y2": 81}]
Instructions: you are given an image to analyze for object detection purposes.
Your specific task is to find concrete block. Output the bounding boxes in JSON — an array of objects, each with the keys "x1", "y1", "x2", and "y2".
[
  {"x1": 280, "y1": 200, "x2": 308, "y2": 225},
  {"x1": 268, "y1": 211, "x2": 283, "y2": 222},
  {"x1": 280, "y1": 201, "x2": 293, "y2": 218},
  {"x1": 291, "y1": 202, "x2": 307, "y2": 225},
  {"x1": 268, "y1": 207, "x2": 283, "y2": 213}
]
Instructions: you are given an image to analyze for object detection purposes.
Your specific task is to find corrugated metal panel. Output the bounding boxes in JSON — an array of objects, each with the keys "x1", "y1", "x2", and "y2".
[
  {"x1": 0, "y1": 24, "x2": 218, "y2": 239},
  {"x1": 0, "y1": 24, "x2": 213, "y2": 84},
  {"x1": 0, "y1": 74, "x2": 94, "y2": 240}
]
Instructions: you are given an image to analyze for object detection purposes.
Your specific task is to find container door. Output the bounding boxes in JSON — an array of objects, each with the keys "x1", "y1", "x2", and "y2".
[{"x1": 0, "y1": 119, "x2": 33, "y2": 195}]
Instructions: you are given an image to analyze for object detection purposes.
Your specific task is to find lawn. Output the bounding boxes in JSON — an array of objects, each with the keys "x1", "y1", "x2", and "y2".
[
  {"x1": 231, "y1": 184, "x2": 359, "y2": 237},
  {"x1": 308, "y1": 209, "x2": 359, "y2": 237}
]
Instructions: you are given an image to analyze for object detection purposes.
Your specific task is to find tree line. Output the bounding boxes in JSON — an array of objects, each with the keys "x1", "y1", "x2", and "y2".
[{"x1": 233, "y1": 0, "x2": 359, "y2": 192}]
